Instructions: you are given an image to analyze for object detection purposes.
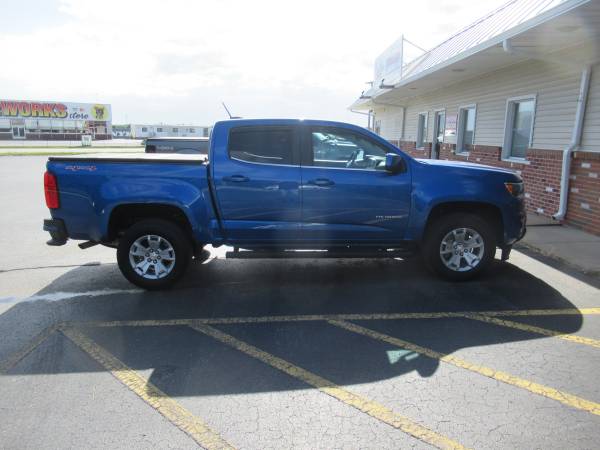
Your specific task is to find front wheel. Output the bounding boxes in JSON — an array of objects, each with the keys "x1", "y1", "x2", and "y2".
[
  {"x1": 422, "y1": 213, "x2": 496, "y2": 281},
  {"x1": 116, "y1": 219, "x2": 192, "y2": 290}
]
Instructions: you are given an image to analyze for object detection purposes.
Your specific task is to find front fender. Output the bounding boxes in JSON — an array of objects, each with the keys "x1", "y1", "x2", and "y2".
[{"x1": 406, "y1": 160, "x2": 519, "y2": 242}]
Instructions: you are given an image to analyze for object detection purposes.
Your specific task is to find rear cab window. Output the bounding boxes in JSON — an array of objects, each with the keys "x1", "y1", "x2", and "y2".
[
  {"x1": 145, "y1": 139, "x2": 209, "y2": 154},
  {"x1": 228, "y1": 126, "x2": 298, "y2": 165}
]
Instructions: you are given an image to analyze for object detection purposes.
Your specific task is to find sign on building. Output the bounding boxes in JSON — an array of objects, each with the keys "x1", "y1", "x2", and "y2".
[
  {"x1": 0, "y1": 99, "x2": 112, "y2": 141},
  {"x1": 445, "y1": 114, "x2": 457, "y2": 137},
  {"x1": 374, "y1": 36, "x2": 404, "y2": 88},
  {"x1": 0, "y1": 100, "x2": 111, "y2": 121}
]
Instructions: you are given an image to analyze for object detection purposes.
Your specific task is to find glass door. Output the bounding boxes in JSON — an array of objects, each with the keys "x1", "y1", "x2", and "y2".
[
  {"x1": 431, "y1": 110, "x2": 445, "y2": 159},
  {"x1": 12, "y1": 126, "x2": 25, "y2": 139}
]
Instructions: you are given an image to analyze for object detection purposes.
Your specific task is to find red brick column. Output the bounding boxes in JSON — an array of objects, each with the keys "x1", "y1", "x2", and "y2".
[
  {"x1": 566, "y1": 151, "x2": 600, "y2": 235},
  {"x1": 392, "y1": 140, "x2": 431, "y2": 159}
]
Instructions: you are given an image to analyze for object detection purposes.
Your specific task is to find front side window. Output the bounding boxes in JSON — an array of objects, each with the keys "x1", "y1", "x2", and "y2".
[
  {"x1": 504, "y1": 97, "x2": 535, "y2": 159},
  {"x1": 416, "y1": 113, "x2": 428, "y2": 148},
  {"x1": 229, "y1": 127, "x2": 293, "y2": 165},
  {"x1": 310, "y1": 128, "x2": 388, "y2": 171},
  {"x1": 457, "y1": 106, "x2": 476, "y2": 153}
]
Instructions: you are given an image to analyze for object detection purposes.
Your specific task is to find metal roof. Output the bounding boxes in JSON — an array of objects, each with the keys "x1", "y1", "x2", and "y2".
[
  {"x1": 354, "y1": 0, "x2": 593, "y2": 107},
  {"x1": 402, "y1": 0, "x2": 573, "y2": 80}
]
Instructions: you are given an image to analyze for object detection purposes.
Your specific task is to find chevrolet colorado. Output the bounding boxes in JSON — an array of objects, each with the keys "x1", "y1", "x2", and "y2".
[{"x1": 43, "y1": 119, "x2": 526, "y2": 289}]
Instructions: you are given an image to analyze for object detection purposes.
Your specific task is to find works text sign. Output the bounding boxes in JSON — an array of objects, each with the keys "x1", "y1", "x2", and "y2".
[{"x1": 0, "y1": 100, "x2": 111, "y2": 121}]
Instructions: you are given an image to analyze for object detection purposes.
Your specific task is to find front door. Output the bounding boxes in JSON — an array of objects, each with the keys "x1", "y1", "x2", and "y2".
[
  {"x1": 12, "y1": 126, "x2": 25, "y2": 139},
  {"x1": 211, "y1": 125, "x2": 302, "y2": 244},
  {"x1": 431, "y1": 110, "x2": 445, "y2": 159},
  {"x1": 300, "y1": 126, "x2": 411, "y2": 245}
]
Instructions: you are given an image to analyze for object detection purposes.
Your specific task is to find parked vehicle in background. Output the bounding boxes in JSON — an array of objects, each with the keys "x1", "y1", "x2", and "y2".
[
  {"x1": 145, "y1": 137, "x2": 209, "y2": 155},
  {"x1": 43, "y1": 119, "x2": 526, "y2": 290}
]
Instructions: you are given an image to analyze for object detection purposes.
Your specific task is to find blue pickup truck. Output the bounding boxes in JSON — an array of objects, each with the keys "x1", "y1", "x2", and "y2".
[{"x1": 43, "y1": 119, "x2": 526, "y2": 289}]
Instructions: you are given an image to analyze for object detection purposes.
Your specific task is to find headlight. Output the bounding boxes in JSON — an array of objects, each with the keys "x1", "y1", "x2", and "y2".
[{"x1": 504, "y1": 182, "x2": 524, "y2": 197}]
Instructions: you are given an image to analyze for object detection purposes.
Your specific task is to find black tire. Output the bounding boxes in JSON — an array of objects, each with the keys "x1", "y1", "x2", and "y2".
[
  {"x1": 117, "y1": 219, "x2": 192, "y2": 290},
  {"x1": 422, "y1": 213, "x2": 496, "y2": 281}
]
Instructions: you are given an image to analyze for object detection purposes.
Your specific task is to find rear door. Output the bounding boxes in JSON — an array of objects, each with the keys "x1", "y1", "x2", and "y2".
[
  {"x1": 300, "y1": 126, "x2": 411, "y2": 244},
  {"x1": 211, "y1": 125, "x2": 302, "y2": 243}
]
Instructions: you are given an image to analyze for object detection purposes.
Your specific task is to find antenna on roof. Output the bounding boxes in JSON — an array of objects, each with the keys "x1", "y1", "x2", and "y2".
[{"x1": 222, "y1": 102, "x2": 242, "y2": 119}]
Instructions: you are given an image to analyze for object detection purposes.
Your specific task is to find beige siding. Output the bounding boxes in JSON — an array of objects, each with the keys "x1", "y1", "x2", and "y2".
[
  {"x1": 581, "y1": 63, "x2": 600, "y2": 152},
  {"x1": 373, "y1": 106, "x2": 403, "y2": 139},
  {"x1": 376, "y1": 57, "x2": 585, "y2": 151}
]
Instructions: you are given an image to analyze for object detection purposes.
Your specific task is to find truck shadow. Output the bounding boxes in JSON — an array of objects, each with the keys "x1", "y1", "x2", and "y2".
[{"x1": 1, "y1": 252, "x2": 588, "y2": 400}]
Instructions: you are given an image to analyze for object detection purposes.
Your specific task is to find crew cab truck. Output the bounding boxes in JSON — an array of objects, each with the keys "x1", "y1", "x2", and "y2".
[{"x1": 43, "y1": 119, "x2": 526, "y2": 289}]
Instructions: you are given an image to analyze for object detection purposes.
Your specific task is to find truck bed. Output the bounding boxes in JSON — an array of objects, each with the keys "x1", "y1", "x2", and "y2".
[{"x1": 48, "y1": 152, "x2": 208, "y2": 164}]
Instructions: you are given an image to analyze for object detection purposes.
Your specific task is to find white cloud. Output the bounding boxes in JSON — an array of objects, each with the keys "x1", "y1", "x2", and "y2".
[{"x1": 0, "y1": 0, "x2": 507, "y2": 125}]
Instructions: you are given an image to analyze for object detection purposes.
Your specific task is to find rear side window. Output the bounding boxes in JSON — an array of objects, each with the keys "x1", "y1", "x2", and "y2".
[{"x1": 228, "y1": 127, "x2": 293, "y2": 165}]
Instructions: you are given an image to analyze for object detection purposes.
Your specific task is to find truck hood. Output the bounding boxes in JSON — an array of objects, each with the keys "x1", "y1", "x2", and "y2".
[{"x1": 414, "y1": 158, "x2": 517, "y2": 176}]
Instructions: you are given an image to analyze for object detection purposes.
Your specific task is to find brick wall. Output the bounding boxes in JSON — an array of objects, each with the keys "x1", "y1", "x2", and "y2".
[
  {"x1": 567, "y1": 151, "x2": 600, "y2": 235},
  {"x1": 394, "y1": 139, "x2": 600, "y2": 236},
  {"x1": 393, "y1": 140, "x2": 431, "y2": 159}
]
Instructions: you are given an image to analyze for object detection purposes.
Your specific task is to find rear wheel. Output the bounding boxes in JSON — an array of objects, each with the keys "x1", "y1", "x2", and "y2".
[
  {"x1": 117, "y1": 219, "x2": 191, "y2": 290},
  {"x1": 422, "y1": 213, "x2": 496, "y2": 281}
]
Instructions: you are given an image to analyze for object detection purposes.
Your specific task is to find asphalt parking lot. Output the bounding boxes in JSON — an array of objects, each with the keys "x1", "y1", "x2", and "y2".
[{"x1": 1, "y1": 156, "x2": 600, "y2": 449}]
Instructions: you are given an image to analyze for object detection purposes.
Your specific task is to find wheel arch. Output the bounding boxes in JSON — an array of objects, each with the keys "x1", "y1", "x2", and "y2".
[
  {"x1": 106, "y1": 203, "x2": 195, "y2": 242},
  {"x1": 423, "y1": 201, "x2": 504, "y2": 246}
]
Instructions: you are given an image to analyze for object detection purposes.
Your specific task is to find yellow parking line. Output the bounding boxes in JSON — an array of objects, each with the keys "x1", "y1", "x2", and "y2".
[
  {"x1": 190, "y1": 323, "x2": 467, "y2": 450},
  {"x1": 0, "y1": 325, "x2": 57, "y2": 374},
  {"x1": 70, "y1": 307, "x2": 600, "y2": 329},
  {"x1": 482, "y1": 308, "x2": 600, "y2": 317},
  {"x1": 464, "y1": 313, "x2": 600, "y2": 349},
  {"x1": 329, "y1": 320, "x2": 600, "y2": 416},
  {"x1": 60, "y1": 327, "x2": 235, "y2": 450}
]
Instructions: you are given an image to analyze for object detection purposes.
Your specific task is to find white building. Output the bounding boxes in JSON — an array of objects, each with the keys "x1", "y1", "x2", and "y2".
[
  {"x1": 351, "y1": 0, "x2": 600, "y2": 236},
  {"x1": 0, "y1": 100, "x2": 112, "y2": 140},
  {"x1": 129, "y1": 124, "x2": 211, "y2": 139}
]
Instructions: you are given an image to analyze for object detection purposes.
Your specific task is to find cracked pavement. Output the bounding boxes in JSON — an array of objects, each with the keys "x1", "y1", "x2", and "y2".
[{"x1": 1, "y1": 156, "x2": 600, "y2": 449}]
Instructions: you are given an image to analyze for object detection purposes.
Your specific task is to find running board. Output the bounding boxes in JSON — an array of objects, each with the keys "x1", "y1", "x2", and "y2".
[{"x1": 225, "y1": 249, "x2": 414, "y2": 259}]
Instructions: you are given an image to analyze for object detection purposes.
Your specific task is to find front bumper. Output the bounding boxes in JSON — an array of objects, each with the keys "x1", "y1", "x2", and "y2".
[
  {"x1": 502, "y1": 198, "x2": 527, "y2": 246},
  {"x1": 43, "y1": 218, "x2": 68, "y2": 246}
]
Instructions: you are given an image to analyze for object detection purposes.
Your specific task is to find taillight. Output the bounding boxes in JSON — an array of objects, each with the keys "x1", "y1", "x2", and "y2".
[{"x1": 44, "y1": 171, "x2": 60, "y2": 209}]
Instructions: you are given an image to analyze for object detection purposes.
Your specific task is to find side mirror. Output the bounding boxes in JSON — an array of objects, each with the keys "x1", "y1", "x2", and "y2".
[{"x1": 385, "y1": 153, "x2": 405, "y2": 174}]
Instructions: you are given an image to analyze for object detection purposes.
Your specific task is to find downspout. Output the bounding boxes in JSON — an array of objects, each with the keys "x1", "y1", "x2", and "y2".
[
  {"x1": 502, "y1": 39, "x2": 592, "y2": 221},
  {"x1": 553, "y1": 65, "x2": 591, "y2": 221},
  {"x1": 401, "y1": 106, "x2": 406, "y2": 140}
]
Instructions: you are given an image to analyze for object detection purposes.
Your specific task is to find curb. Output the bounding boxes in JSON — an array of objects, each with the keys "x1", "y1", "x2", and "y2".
[{"x1": 515, "y1": 241, "x2": 600, "y2": 278}]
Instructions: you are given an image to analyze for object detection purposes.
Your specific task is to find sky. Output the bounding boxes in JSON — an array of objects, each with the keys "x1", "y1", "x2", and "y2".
[{"x1": 0, "y1": 0, "x2": 508, "y2": 126}]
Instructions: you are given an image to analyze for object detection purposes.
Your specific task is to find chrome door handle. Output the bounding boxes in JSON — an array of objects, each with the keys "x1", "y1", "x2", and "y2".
[{"x1": 224, "y1": 175, "x2": 249, "y2": 182}]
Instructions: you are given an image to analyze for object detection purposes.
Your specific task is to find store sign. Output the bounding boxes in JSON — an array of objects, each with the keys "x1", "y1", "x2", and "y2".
[
  {"x1": 0, "y1": 100, "x2": 111, "y2": 121},
  {"x1": 374, "y1": 36, "x2": 404, "y2": 88},
  {"x1": 445, "y1": 114, "x2": 457, "y2": 137}
]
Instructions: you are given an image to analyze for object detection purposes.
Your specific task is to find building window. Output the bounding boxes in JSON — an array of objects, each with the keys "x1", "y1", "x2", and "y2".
[
  {"x1": 189, "y1": 128, "x2": 195, "y2": 133},
  {"x1": 503, "y1": 96, "x2": 536, "y2": 159},
  {"x1": 416, "y1": 112, "x2": 428, "y2": 148},
  {"x1": 456, "y1": 105, "x2": 476, "y2": 153},
  {"x1": 157, "y1": 127, "x2": 163, "y2": 132},
  {"x1": 172, "y1": 128, "x2": 178, "y2": 132},
  {"x1": 142, "y1": 127, "x2": 148, "y2": 132},
  {"x1": 203, "y1": 127, "x2": 209, "y2": 137}
]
